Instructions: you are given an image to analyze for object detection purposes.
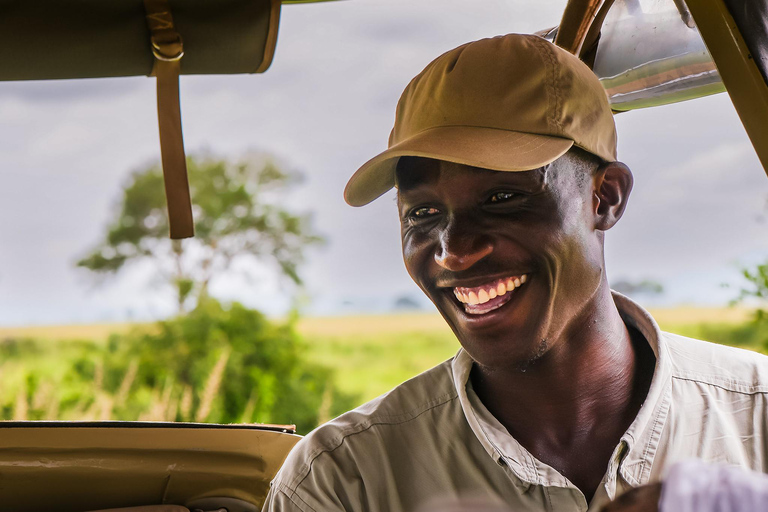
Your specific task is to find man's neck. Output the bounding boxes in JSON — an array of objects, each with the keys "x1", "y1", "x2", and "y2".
[{"x1": 469, "y1": 285, "x2": 655, "y2": 501}]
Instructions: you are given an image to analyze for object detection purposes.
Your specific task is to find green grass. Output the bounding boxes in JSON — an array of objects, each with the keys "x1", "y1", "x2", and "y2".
[
  {"x1": 296, "y1": 314, "x2": 459, "y2": 403},
  {"x1": 2, "y1": 307, "x2": 765, "y2": 411},
  {"x1": 295, "y1": 308, "x2": 765, "y2": 405}
]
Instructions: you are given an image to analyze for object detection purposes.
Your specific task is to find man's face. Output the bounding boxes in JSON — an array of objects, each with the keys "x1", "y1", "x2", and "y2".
[{"x1": 397, "y1": 155, "x2": 607, "y2": 370}]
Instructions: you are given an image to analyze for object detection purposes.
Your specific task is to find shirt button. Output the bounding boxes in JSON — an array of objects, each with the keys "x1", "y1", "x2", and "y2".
[{"x1": 497, "y1": 457, "x2": 506, "y2": 467}]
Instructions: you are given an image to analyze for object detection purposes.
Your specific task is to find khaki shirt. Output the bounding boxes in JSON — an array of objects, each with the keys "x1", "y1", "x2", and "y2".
[{"x1": 263, "y1": 294, "x2": 768, "y2": 512}]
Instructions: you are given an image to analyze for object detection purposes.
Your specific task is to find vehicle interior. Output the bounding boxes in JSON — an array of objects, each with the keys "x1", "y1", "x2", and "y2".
[{"x1": 1, "y1": 0, "x2": 767, "y2": 510}]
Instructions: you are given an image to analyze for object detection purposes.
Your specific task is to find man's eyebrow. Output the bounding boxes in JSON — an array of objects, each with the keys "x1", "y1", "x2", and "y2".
[
  {"x1": 394, "y1": 166, "x2": 438, "y2": 195},
  {"x1": 396, "y1": 181, "x2": 434, "y2": 195},
  {"x1": 499, "y1": 166, "x2": 549, "y2": 187}
]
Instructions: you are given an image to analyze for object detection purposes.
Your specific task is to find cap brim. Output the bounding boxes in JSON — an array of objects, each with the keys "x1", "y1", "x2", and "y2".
[{"x1": 344, "y1": 125, "x2": 574, "y2": 206}]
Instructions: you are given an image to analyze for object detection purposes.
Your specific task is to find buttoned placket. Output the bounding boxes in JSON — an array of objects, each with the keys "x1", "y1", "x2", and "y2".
[{"x1": 603, "y1": 440, "x2": 630, "y2": 499}]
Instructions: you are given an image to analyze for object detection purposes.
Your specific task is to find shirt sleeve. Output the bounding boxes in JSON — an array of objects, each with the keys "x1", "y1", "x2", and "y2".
[{"x1": 260, "y1": 427, "x2": 370, "y2": 512}]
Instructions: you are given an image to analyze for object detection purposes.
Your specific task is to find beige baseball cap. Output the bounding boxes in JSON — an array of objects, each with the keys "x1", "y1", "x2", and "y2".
[{"x1": 344, "y1": 33, "x2": 617, "y2": 206}]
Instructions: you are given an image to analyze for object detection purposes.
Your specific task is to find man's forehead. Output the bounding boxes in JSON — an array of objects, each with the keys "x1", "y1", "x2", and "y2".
[{"x1": 395, "y1": 156, "x2": 549, "y2": 193}]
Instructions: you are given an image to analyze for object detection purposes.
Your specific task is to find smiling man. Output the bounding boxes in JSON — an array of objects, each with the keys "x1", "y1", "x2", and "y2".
[{"x1": 263, "y1": 34, "x2": 768, "y2": 512}]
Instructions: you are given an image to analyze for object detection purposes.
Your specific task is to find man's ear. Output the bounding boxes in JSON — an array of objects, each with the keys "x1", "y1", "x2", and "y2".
[{"x1": 592, "y1": 161, "x2": 633, "y2": 231}]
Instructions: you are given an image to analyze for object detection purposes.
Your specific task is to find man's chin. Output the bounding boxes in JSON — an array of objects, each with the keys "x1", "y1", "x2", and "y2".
[
  {"x1": 462, "y1": 336, "x2": 550, "y2": 373},
  {"x1": 441, "y1": 312, "x2": 551, "y2": 371}
]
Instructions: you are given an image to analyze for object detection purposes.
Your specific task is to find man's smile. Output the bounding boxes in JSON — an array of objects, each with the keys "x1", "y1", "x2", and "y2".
[{"x1": 451, "y1": 274, "x2": 529, "y2": 315}]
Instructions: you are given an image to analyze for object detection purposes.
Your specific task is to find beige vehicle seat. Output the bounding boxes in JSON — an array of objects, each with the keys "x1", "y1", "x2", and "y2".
[{"x1": 0, "y1": 422, "x2": 299, "y2": 512}]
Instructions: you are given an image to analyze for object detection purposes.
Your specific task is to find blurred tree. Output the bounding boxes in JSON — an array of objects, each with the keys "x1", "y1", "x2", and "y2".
[
  {"x1": 728, "y1": 262, "x2": 768, "y2": 352},
  {"x1": 392, "y1": 295, "x2": 423, "y2": 311},
  {"x1": 103, "y1": 300, "x2": 357, "y2": 432},
  {"x1": 611, "y1": 279, "x2": 664, "y2": 298},
  {"x1": 77, "y1": 154, "x2": 324, "y2": 312},
  {"x1": 735, "y1": 262, "x2": 768, "y2": 323}
]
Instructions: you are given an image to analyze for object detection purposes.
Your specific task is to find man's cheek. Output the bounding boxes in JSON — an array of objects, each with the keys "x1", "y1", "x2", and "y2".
[{"x1": 401, "y1": 237, "x2": 432, "y2": 287}]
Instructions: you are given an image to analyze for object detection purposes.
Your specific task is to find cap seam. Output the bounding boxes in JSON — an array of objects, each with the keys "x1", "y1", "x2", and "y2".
[
  {"x1": 530, "y1": 37, "x2": 551, "y2": 134},
  {"x1": 536, "y1": 36, "x2": 563, "y2": 136}
]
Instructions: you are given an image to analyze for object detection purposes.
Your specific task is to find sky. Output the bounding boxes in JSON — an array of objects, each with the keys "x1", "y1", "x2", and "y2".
[{"x1": 1, "y1": 0, "x2": 767, "y2": 325}]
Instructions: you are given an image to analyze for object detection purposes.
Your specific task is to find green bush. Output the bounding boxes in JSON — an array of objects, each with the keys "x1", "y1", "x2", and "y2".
[
  {"x1": 731, "y1": 261, "x2": 768, "y2": 353},
  {"x1": 0, "y1": 301, "x2": 358, "y2": 434}
]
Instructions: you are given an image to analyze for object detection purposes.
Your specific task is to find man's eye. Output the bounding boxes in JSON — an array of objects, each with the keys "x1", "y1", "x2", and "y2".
[
  {"x1": 409, "y1": 206, "x2": 440, "y2": 220},
  {"x1": 488, "y1": 191, "x2": 517, "y2": 203}
]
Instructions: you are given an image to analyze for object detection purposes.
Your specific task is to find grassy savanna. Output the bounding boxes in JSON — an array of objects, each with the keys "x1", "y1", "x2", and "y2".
[
  {"x1": 297, "y1": 314, "x2": 458, "y2": 403},
  {"x1": 297, "y1": 307, "x2": 764, "y2": 403},
  {"x1": 1, "y1": 306, "x2": 763, "y2": 417},
  {"x1": 0, "y1": 323, "x2": 138, "y2": 343},
  {"x1": 0, "y1": 303, "x2": 359, "y2": 433}
]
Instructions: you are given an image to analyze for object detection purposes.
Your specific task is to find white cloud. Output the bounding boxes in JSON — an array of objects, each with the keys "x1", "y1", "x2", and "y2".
[
  {"x1": 606, "y1": 94, "x2": 768, "y2": 304},
  {"x1": 0, "y1": 0, "x2": 766, "y2": 322}
]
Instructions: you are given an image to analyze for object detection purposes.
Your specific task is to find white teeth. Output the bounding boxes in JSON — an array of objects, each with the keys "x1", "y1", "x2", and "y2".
[{"x1": 453, "y1": 274, "x2": 528, "y2": 305}]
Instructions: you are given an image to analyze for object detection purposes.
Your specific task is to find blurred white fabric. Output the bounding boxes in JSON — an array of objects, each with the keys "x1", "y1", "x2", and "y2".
[{"x1": 660, "y1": 459, "x2": 768, "y2": 512}]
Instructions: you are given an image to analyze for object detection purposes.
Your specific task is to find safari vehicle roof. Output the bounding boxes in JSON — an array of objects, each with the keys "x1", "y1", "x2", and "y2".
[
  {"x1": 554, "y1": 0, "x2": 768, "y2": 170},
  {"x1": 0, "y1": 0, "x2": 766, "y2": 510}
]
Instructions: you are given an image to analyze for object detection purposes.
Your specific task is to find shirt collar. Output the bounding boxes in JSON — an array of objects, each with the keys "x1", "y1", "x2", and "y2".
[{"x1": 451, "y1": 291, "x2": 673, "y2": 490}]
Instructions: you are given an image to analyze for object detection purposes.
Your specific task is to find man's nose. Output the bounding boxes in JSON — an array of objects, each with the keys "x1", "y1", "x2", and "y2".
[{"x1": 434, "y1": 223, "x2": 493, "y2": 272}]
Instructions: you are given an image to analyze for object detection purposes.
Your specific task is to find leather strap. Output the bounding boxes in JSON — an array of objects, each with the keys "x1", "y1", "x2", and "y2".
[{"x1": 144, "y1": 0, "x2": 194, "y2": 239}]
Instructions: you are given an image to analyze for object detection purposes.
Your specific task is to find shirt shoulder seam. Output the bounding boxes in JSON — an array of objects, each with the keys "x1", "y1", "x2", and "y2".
[
  {"x1": 671, "y1": 372, "x2": 768, "y2": 395},
  {"x1": 286, "y1": 391, "x2": 459, "y2": 494},
  {"x1": 359, "y1": 389, "x2": 458, "y2": 426}
]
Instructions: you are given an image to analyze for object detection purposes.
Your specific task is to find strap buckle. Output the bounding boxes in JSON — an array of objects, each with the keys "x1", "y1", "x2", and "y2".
[{"x1": 151, "y1": 33, "x2": 184, "y2": 62}]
